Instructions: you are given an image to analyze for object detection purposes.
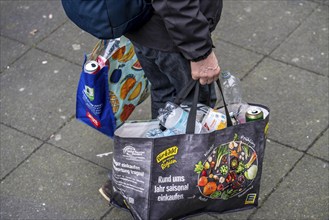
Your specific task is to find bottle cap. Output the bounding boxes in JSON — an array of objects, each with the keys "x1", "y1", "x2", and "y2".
[{"x1": 221, "y1": 71, "x2": 231, "y2": 79}]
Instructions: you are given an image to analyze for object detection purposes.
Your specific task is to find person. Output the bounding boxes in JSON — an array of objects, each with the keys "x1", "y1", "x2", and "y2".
[
  {"x1": 99, "y1": 0, "x2": 224, "y2": 202},
  {"x1": 125, "y1": 0, "x2": 223, "y2": 118}
]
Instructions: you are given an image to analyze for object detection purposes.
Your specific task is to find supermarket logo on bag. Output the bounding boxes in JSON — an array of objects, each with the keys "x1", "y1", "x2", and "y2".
[
  {"x1": 86, "y1": 111, "x2": 101, "y2": 128},
  {"x1": 123, "y1": 146, "x2": 145, "y2": 161},
  {"x1": 245, "y1": 193, "x2": 257, "y2": 204},
  {"x1": 84, "y1": 85, "x2": 94, "y2": 101},
  {"x1": 156, "y1": 146, "x2": 178, "y2": 170}
]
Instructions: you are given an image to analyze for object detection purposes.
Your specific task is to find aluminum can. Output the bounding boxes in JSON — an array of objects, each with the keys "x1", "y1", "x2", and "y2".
[
  {"x1": 245, "y1": 107, "x2": 263, "y2": 122},
  {"x1": 84, "y1": 60, "x2": 99, "y2": 74}
]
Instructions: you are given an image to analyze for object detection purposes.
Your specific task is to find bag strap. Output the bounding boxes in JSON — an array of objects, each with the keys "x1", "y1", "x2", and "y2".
[{"x1": 175, "y1": 79, "x2": 233, "y2": 134}]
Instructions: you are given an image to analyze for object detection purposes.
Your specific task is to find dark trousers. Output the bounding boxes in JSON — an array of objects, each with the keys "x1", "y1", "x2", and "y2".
[{"x1": 133, "y1": 42, "x2": 215, "y2": 118}]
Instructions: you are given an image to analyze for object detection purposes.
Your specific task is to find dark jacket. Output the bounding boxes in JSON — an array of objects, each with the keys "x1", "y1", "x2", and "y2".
[{"x1": 125, "y1": 0, "x2": 223, "y2": 61}]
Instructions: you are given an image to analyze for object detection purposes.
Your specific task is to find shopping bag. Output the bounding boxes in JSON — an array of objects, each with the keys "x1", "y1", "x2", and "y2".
[
  {"x1": 111, "y1": 80, "x2": 270, "y2": 220},
  {"x1": 76, "y1": 37, "x2": 150, "y2": 138}
]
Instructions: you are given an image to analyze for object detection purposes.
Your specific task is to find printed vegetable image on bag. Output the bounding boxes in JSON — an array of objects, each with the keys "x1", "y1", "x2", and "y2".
[
  {"x1": 110, "y1": 80, "x2": 270, "y2": 220},
  {"x1": 76, "y1": 37, "x2": 150, "y2": 138}
]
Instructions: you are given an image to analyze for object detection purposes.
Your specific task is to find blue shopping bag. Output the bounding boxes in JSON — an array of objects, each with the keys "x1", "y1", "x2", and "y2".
[
  {"x1": 76, "y1": 55, "x2": 116, "y2": 137},
  {"x1": 76, "y1": 37, "x2": 150, "y2": 138}
]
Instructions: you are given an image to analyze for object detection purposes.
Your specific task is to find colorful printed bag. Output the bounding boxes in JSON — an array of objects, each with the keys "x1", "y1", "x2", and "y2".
[
  {"x1": 76, "y1": 37, "x2": 150, "y2": 137},
  {"x1": 110, "y1": 80, "x2": 270, "y2": 219}
]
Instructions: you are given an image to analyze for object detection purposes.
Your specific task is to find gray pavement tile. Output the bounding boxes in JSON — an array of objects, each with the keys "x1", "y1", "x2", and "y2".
[
  {"x1": 0, "y1": 144, "x2": 109, "y2": 219},
  {"x1": 47, "y1": 97, "x2": 151, "y2": 170},
  {"x1": 215, "y1": 0, "x2": 317, "y2": 55},
  {"x1": 0, "y1": 0, "x2": 67, "y2": 45},
  {"x1": 310, "y1": 0, "x2": 329, "y2": 6},
  {"x1": 187, "y1": 213, "x2": 218, "y2": 220},
  {"x1": 307, "y1": 128, "x2": 329, "y2": 161},
  {"x1": 48, "y1": 119, "x2": 114, "y2": 170},
  {"x1": 271, "y1": 5, "x2": 329, "y2": 76},
  {"x1": 212, "y1": 39, "x2": 264, "y2": 78},
  {"x1": 0, "y1": 124, "x2": 42, "y2": 179},
  {"x1": 0, "y1": 36, "x2": 29, "y2": 72},
  {"x1": 127, "y1": 96, "x2": 152, "y2": 120},
  {"x1": 251, "y1": 155, "x2": 329, "y2": 220},
  {"x1": 0, "y1": 48, "x2": 80, "y2": 140},
  {"x1": 104, "y1": 207, "x2": 218, "y2": 220},
  {"x1": 103, "y1": 207, "x2": 133, "y2": 220},
  {"x1": 242, "y1": 58, "x2": 329, "y2": 151},
  {"x1": 37, "y1": 21, "x2": 98, "y2": 65},
  {"x1": 260, "y1": 141, "x2": 304, "y2": 201}
]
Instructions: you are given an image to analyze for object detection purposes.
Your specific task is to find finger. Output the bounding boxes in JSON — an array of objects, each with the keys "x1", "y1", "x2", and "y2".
[
  {"x1": 199, "y1": 78, "x2": 207, "y2": 85},
  {"x1": 207, "y1": 78, "x2": 215, "y2": 85}
]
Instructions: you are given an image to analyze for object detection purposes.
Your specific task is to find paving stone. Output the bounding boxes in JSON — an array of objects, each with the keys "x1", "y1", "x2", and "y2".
[
  {"x1": 0, "y1": 0, "x2": 67, "y2": 45},
  {"x1": 212, "y1": 39, "x2": 264, "y2": 78},
  {"x1": 0, "y1": 144, "x2": 109, "y2": 219},
  {"x1": 271, "y1": 5, "x2": 329, "y2": 76},
  {"x1": 310, "y1": 0, "x2": 329, "y2": 5},
  {"x1": 0, "y1": 48, "x2": 80, "y2": 140},
  {"x1": 37, "y1": 21, "x2": 98, "y2": 65},
  {"x1": 187, "y1": 213, "x2": 218, "y2": 220},
  {"x1": 103, "y1": 207, "x2": 133, "y2": 220},
  {"x1": 126, "y1": 96, "x2": 152, "y2": 120},
  {"x1": 104, "y1": 207, "x2": 218, "y2": 220},
  {"x1": 0, "y1": 36, "x2": 29, "y2": 72},
  {"x1": 252, "y1": 155, "x2": 329, "y2": 219},
  {"x1": 215, "y1": 0, "x2": 317, "y2": 54},
  {"x1": 307, "y1": 129, "x2": 329, "y2": 161},
  {"x1": 242, "y1": 58, "x2": 329, "y2": 151},
  {"x1": 48, "y1": 119, "x2": 114, "y2": 170},
  {"x1": 47, "y1": 96, "x2": 151, "y2": 170},
  {"x1": 0, "y1": 124, "x2": 42, "y2": 179}
]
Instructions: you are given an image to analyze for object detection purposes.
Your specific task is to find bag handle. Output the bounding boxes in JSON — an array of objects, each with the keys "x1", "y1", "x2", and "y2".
[{"x1": 174, "y1": 79, "x2": 233, "y2": 134}]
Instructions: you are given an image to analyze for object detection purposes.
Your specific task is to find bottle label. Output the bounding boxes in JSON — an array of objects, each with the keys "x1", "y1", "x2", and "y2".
[
  {"x1": 175, "y1": 110, "x2": 189, "y2": 133},
  {"x1": 202, "y1": 109, "x2": 227, "y2": 132}
]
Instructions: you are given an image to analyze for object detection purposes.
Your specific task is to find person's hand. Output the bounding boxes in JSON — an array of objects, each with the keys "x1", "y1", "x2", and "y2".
[{"x1": 190, "y1": 51, "x2": 221, "y2": 85}]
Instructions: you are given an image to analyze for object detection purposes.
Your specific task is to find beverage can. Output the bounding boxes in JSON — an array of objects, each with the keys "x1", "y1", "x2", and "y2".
[
  {"x1": 245, "y1": 107, "x2": 263, "y2": 122},
  {"x1": 201, "y1": 109, "x2": 227, "y2": 132},
  {"x1": 84, "y1": 61, "x2": 100, "y2": 74}
]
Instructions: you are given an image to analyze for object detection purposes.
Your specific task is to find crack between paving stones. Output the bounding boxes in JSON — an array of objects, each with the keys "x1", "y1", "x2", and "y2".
[
  {"x1": 268, "y1": 138, "x2": 329, "y2": 163},
  {"x1": 0, "y1": 45, "x2": 33, "y2": 76},
  {"x1": 0, "y1": 122, "x2": 44, "y2": 142},
  {"x1": 1, "y1": 20, "x2": 83, "y2": 75},
  {"x1": 246, "y1": 152, "x2": 306, "y2": 220},
  {"x1": 247, "y1": 125, "x2": 329, "y2": 219},
  {"x1": 47, "y1": 142, "x2": 111, "y2": 171},
  {"x1": 0, "y1": 114, "x2": 77, "y2": 182},
  {"x1": 0, "y1": 142, "x2": 45, "y2": 182},
  {"x1": 268, "y1": 56, "x2": 329, "y2": 77},
  {"x1": 305, "y1": 0, "x2": 329, "y2": 6},
  {"x1": 34, "y1": 19, "x2": 69, "y2": 47},
  {"x1": 35, "y1": 46, "x2": 83, "y2": 67},
  {"x1": 99, "y1": 207, "x2": 113, "y2": 220},
  {"x1": 239, "y1": 4, "x2": 320, "y2": 81}
]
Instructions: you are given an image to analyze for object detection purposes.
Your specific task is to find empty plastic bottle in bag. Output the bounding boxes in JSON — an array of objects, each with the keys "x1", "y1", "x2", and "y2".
[
  {"x1": 220, "y1": 71, "x2": 249, "y2": 124},
  {"x1": 157, "y1": 102, "x2": 203, "y2": 134},
  {"x1": 145, "y1": 127, "x2": 177, "y2": 138}
]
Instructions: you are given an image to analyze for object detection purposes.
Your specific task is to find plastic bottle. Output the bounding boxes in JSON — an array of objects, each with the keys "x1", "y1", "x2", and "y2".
[
  {"x1": 220, "y1": 71, "x2": 249, "y2": 124},
  {"x1": 158, "y1": 102, "x2": 203, "y2": 134}
]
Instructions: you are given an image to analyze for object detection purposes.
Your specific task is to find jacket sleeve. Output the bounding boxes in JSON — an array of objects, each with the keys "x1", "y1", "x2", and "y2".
[{"x1": 152, "y1": 0, "x2": 213, "y2": 61}]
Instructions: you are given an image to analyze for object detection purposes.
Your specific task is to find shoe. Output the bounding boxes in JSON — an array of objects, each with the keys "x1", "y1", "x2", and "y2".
[{"x1": 99, "y1": 179, "x2": 112, "y2": 202}]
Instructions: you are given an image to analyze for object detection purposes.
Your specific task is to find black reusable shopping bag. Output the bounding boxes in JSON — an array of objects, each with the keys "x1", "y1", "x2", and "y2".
[{"x1": 111, "y1": 80, "x2": 270, "y2": 220}]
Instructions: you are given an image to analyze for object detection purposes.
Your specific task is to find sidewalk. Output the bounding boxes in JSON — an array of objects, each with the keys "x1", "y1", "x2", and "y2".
[{"x1": 0, "y1": 0, "x2": 328, "y2": 219}]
